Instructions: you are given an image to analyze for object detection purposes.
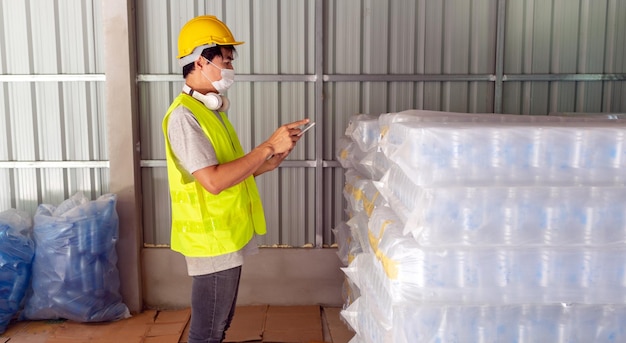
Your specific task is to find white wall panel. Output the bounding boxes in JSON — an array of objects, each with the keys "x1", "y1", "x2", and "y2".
[
  {"x1": 0, "y1": 0, "x2": 106, "y2": 211},
  {"x1": 324, "y1": 83, "x2": 360, "y2": 160},
  {"x1": 139, "y1": 82, "x2": 175, "y2": 160},
  {"x1": 39, "y1": 168, "x2": 69, "y2": 205},
  {"x1": 328, "y1": 0, "x2": 362, "y2": 74},
  {"x1": 1, "y1": 1, "x2": 30, "y2": 73},
  {"x1": 280, "y1": 1, "x2": 310, "y2": 74},
  {"x1": 362, "y1": 0, "x2": 390, "y2": 114},
  {"x1": 35, "y1": 83, "x2": 63, "y2": 160},
  {"x1": 141, "y1": 168, "x2": 170, "y2": 245},
  {"x1": 223, "y1": 1, "x2": 250, "y2": 74},
  {"x1": 502, "y1": 0, "x2": 626, "y2": 115},
  {"x1": 136, "y1": 0, "x2": 171, "y2": 75},
  {"x1": 13, "y1": 169, "x2": 39, "y2": 213},
  {"x1": 8, "y1": 83, "x2": 37, "y2": 160},
  {"x1": 327, "y1": 0, "x2": 498, "y2": 119}
]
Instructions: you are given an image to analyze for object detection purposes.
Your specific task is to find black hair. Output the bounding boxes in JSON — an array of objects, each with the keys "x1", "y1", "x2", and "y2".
[{"x1": 182, "y1": 45, "x2": 236, "y2": 78}]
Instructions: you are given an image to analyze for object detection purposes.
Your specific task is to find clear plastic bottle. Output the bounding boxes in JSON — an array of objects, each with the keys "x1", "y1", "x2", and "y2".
[
  {"x1": 515, "y1": 305, "x2": 534, "y2": 343},
  {"x1": 592, "y1": 190, "x2": 626, "y2": 245},
  {"x1": 7, "y1": 263, "x2": 28, "y2": 306},
  {"x1": 65, "y1": 244, "x2": 82, "y2": 282},
  {"x1": 569, "y1": 129, "x2": 588, "y2": 170},
  {"x1": 587, "y1": 127, "x2": 624, "y2": 182},
  {"x1": 500, "y1": 188, "x2": 518, "y2": 245},
  {"x1": 459, "y1": 188, "x2": 484, "y2": 245},
  {"x1": 527, "y1": 305, "x2": 566, "y2": 342},
  {"x1": 455, "y1": 250, "x2": 479, "y2": 292},
  {"x1": 77, "y1": 219, "x2": 91, "y2": 254},
  {"x1": 50, "y1": 289, "x2": 92, "y2": 321},
  {"x1": 80, "y1": 254, "x2": 96, "y2": 294},
  {"x1": 529, "y1": 127, "x2": 546, "y2": 182},
  {"x1": 545, "y1": 127, "x2": 574, "y2": 183},
  {"x1": 515, "y1": 188, "x2": 544, "y2": 245},
  {"x1": 490, "y1": 127, "x2": 503, "y2": 178},
  {"x1": 542, "y1": 189, "x2": 564, "y2": 245}
]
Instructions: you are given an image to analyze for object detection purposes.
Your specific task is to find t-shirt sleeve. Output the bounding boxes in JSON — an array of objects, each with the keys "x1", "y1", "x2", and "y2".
[{"x1": 167, "y1": 106, "x2": 219, "y2": 178}]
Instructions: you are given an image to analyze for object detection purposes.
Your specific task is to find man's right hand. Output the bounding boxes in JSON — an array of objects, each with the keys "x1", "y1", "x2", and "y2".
[{"x1": 265, "y1": 118, "x2": 310, "y2": 154}]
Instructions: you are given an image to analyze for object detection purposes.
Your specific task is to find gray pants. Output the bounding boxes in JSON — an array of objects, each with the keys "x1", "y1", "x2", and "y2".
[{"x1": 187, "y1": 266, "x2": 242, "y2": 343}]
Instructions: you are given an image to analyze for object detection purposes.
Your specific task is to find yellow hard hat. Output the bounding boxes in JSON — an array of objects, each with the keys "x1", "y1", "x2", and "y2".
[{"x1": 177, "y1": 15, "x2": 244, "y2": 66}]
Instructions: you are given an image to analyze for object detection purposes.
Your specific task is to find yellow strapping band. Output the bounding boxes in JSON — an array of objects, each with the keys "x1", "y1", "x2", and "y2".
[
  {"x1": 380, "y1": 126, "x2": 389, "y2": 137},
  {"x1": 340, "y1": 149, "x2": 349, "y2": 160},
  {"x1": 376, "y1": 249, "x2": 399, "y2": 279},
  {"x1": 364, "y1": 191, "x2": 380, "y2": 216},
  {"x1": 367, "y1": 219, "x2": 398, "y2": 279}
]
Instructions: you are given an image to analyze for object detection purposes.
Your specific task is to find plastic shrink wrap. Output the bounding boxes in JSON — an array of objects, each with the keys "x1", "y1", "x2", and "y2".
[
  {"x1": 378, "y1": 163, "x2": 626, "y2": 247},
  {"x1": 23, "y1": 192, "x2": 130, "y2": 322},
  {"x1": 392, "y1": 303, "x2": 626, "y2": 343},
  {"x1": 332, "y1": 222, "x2": 352, "y2": 266},
  {"x1": 339, "y1": 114, "x2": 389, "y2": 181},
  {"x1": 343, "y1": 171, "x2": 386, "y2": 218},
  {"x1": 0, "y1": 209, "x2": 34, "y2": 334},
  {"x1": 337, "y1": 110, "x2": 626, "y2": 343},
  {"x1": 381, "y1": 121, "x2": 626, "y2": 186}
]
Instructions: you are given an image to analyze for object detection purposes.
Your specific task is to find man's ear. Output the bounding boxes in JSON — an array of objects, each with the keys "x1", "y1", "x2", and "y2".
[{"x1": 195, "y1": 57, "x2": 205, "y2": 70}]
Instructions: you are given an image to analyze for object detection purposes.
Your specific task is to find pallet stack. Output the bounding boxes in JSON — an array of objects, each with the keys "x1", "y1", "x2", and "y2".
[{"x1": 336, "y1": 110, "x2": 626, "y2": 343}]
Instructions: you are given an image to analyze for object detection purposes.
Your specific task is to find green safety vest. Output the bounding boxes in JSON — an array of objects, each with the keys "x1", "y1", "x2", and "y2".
[{"x1": 162, "y1": 94, "x2": 266, "y2": 257}]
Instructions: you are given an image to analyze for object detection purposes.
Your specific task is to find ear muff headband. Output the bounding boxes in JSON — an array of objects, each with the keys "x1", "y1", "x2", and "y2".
[{"x1": 182, "y1": 84, "x2": 229, "y2": 111}]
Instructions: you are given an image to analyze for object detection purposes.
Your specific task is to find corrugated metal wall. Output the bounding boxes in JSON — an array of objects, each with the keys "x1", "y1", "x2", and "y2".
[
  {"x1": 1, "y1": 0, "x2": 625, "y2": 248},
  {"x1": 502, "y1": 0, "x2": 626, "y2": 114},
  {"x1": 0, "y1": 0, "x2": 107, "y2": 214}
]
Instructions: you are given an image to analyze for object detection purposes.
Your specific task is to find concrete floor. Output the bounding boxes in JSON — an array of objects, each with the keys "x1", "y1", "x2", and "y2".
[
  {"x1": 0, "y1": 306, "x2": 355, "y2": 343},
  {"x1": 1, "y1": 248, "x2": 351, "y2": 342}
]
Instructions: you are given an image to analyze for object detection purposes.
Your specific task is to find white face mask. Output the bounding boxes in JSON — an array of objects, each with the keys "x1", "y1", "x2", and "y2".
[{"x1": 202, "y1": 58, "x2": 235, "y2": 94}]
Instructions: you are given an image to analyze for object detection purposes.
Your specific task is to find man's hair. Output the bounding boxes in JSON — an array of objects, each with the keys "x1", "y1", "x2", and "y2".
[{"x1": 182, "y1": 45, "x2": 236, "y2": 78}]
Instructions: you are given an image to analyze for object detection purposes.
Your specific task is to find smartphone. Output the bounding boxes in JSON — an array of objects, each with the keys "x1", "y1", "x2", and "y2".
[{"x1": 297, "y1": 122, "x2": 316, "y2": 136}]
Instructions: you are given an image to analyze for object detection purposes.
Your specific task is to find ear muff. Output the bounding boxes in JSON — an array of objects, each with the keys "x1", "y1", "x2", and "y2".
[{"x1": 182, "y1": 84, "x2": 230, "y2": 111}]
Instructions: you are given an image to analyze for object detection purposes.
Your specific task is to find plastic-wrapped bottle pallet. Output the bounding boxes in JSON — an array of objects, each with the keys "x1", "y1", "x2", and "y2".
[
  {"x1": 380, "y1": 120, "x2": 626, "y2": 187},
  {"x1": 338, "y1": 110, "x2": 626, "y2": 343},
  {"x1": 347, "y1": 244, "x2": 626, "y2": 341},
  {"x1": 336, "y1": 115, "x2": 384, "y2": 313},
  {"x1": 378, "y1": 163, "x2": 626, "y2": 247},
  {"x1": 392, "y1": 303, "x2": 626, "y2": 343},
  {"x1": 375, "y1": 109, "x2": 588, "y2": 162},
  {"x1": 373, "y1": 221, "x2": 626, "y2": 304}
]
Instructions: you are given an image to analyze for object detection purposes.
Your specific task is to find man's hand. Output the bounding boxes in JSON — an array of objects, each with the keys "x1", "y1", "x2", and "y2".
[{"x1": 264, "y1": 118, "x2": 310, "y2": 155}]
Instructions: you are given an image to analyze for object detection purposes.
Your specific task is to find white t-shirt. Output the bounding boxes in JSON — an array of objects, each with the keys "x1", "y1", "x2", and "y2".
[{"x1": 167, "y1": 105, "x2": 258, "y2": 276}]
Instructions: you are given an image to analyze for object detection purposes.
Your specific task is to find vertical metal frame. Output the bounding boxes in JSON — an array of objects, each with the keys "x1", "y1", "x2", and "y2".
[
  {"x1": 314, "y1": 0, "x2": 325, "y2": 247},
  {"x1": 494, "y1": 0, "x2": 506, "y2": 113}
]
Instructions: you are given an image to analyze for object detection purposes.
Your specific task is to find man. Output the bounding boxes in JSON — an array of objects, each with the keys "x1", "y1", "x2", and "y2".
[{"x1": 162, "y1": 15, "x2": 309, "y2": 343}]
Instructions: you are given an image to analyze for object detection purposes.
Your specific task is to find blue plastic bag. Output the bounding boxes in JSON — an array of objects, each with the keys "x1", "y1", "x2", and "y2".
[
  {"x1": 23, "y1": 193, "x2": 130, "y2": 322},
  {"x1": 0, "y1": 209, "x2": 34, "y2": 334}
]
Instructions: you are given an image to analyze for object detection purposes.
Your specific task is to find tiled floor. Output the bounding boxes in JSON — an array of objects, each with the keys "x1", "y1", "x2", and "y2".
[{"x1": 1, "y1": 306, "x2": 355, "y2": 343}]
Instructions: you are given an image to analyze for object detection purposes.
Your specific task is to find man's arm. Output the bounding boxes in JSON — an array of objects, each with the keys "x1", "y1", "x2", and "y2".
[
  {"x1": 193, "y1": 119, "x2": 309, "y2": 194},
  {"x1": 253, "y1": 151, "x2": 290, "y2": 177}
]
